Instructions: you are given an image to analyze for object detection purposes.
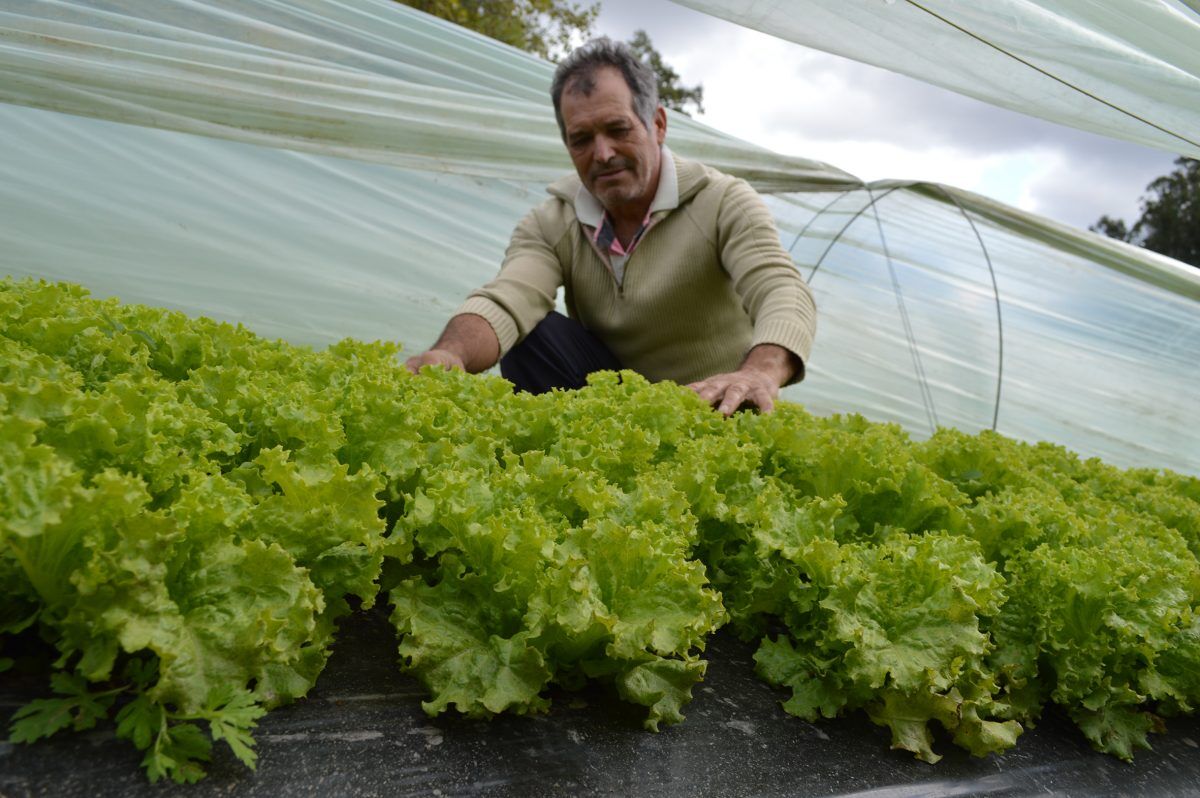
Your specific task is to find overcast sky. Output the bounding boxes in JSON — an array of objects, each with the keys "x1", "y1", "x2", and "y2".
[{"x1": 593, "y1": 0, "x2": 1180, "y2": 232}]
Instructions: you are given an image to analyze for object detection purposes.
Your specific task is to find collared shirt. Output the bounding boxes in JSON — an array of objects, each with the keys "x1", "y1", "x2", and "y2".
[{"x1": 574, "y1": 145, "x2": 680, "y2": 286}]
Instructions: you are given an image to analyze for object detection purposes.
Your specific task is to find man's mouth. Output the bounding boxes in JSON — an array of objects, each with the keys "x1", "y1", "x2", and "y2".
[{"x1": 593, "y1": 164, "x2": 629, "y2": 182}]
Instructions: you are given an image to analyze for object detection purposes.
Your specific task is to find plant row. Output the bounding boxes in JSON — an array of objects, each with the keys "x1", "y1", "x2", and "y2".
[{"x1": 2, "y1": 278, "x2": 1198, "y2": 782}]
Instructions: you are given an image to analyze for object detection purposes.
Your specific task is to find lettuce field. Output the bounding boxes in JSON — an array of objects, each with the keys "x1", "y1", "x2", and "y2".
[{"x1": 3, "y1": 278, "x2": 1200, "y2": 783}]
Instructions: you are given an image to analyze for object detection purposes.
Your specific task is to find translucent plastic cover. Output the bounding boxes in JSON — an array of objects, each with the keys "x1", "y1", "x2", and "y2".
[
  {"x1": 673, "y1": 0, "x2": 1200, "y2": 159},
  {"x1": 0, "y1": 0, "x2": 856, "y2": 191}
]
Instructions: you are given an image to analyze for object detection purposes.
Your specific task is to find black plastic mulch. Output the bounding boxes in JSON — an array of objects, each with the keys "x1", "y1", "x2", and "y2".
[{"x1": 3, "y1": 607, "x2": 1199, "y2": 798}]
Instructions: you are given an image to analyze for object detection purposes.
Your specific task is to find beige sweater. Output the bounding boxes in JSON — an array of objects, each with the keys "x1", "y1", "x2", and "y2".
[{"x1": 457, "y1": 154, "x2": 816, "y2": 386}]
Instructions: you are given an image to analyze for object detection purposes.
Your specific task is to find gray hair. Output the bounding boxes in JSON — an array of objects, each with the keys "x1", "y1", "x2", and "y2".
[{"x1": 551, "y1": 37, "x2": 659, "y2": 140}]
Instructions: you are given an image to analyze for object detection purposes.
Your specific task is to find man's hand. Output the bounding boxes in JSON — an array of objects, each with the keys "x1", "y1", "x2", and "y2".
[
  {"x1": 687, "y1": 344, "x2": 800, "y2": 416},
  {"x1": 404, "y1": 313, "x2": 500, "y2": 376},
  {"x1": 404, "y1": 348, "x2": 466, "y2": 374}
]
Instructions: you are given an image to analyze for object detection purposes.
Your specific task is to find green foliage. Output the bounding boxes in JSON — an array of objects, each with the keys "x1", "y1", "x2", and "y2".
[
  {"x1": 1, "y1": 279, "x2": 386, "y2": 782},
  {"x1": 4, "y1": 278, "x2": 1200, "y2": 779},
  {"x1": 628, "y1": 30, "x2": 704, "y2": 116},
  {"x1": 1090, "y1": 214, "x2": 1128, "y2": 242},
  {"x1": 397, "y1": 3, "x2": 703, "y2": 117},
  {"x1": 8, "y1": 673, "x2": 121, "y2": 743},
  {"x1": 399, "y1": 0, "x2": 598, "y2": 61},
  {"x1": 1091, "y1": 157, "x2": 1199, "y2": 268},
  {"x1": 380, "y1": 370, "x2": 728, "y2": 730}
]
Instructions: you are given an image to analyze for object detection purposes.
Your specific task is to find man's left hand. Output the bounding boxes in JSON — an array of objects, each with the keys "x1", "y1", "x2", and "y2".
[{"x1": 686, "y1": 344, "x2": 800, "y2": 416}]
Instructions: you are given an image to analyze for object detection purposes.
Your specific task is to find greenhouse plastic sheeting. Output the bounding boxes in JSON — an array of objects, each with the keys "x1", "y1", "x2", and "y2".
[
  {"x1": 767, "y1": 186, "x2": 1200, "y2": 473},
  {"x1": 673, "y1": 0, "x2": 1200, "y2": 160},
  {"x1": 2, "y1": 0, "x2": 1199, "y2": 476},
  {"x1": 0, "y1": 0, "x2": 856, "y2": 192}
]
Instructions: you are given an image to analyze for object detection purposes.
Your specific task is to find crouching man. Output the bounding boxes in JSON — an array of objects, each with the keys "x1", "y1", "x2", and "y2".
[{"x1": 406, "y1": 37, "x2": 816, "y2": 415}]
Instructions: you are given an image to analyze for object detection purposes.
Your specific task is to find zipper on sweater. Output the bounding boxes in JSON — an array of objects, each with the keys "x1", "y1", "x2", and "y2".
[
  {"x1": 621, "y1": 216, "x2": 664, "y2": 298},
  {"x1": 582, "y1": 213, "x2": 662, "y2": 298},
  {"x1": 584, "y1": 229, "x2": 624, "y2": 297}
]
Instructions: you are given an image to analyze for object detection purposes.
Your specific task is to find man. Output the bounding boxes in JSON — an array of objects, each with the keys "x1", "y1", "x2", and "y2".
[{"x1": 405, "y1": 38, "x2": 816, "y2": 415}]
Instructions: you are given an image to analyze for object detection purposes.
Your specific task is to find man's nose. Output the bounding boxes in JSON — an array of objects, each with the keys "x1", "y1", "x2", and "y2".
[{"x1": 593, "y1": 135, "x2": 615, "y2": 163}]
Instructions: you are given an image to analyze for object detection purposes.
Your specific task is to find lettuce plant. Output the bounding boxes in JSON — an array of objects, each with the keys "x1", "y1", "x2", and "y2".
[{"x1": 4, "y1": 278, "x2": 1200, "y2": 780}]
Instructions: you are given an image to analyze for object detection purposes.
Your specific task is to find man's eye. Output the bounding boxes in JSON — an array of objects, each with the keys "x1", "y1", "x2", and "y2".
[{"x1": 569, "y1": 136, "x2": 591, "y2": 149}]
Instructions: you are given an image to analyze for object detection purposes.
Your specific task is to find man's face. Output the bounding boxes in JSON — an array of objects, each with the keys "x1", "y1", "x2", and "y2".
[{"x1": 560, "y1": 66, "x2": 667, "y2": 212}]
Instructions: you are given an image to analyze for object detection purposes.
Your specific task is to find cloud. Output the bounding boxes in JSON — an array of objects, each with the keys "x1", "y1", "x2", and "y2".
[
  {"x1": 1015, "y1": 145, "x2": 1178, "y2": 229},
  {"x1": 593, "y1": 0, "x2": 728, "y2": 48}
]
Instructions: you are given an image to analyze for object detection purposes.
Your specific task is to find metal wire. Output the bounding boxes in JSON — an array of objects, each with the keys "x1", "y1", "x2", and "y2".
[
  {"x1": 806, "y1": 186, "x2": 905, "y2": 283},
  {"x1": 801, "y1": 184, "x2": 939, "y2": 433},
  {"x1": 865, "y1": 186, "x2": 939, "y2": 434},
  {"x1": 929, "y1": 184, "x2": 1006, "y2": 432},
  {"x1": 785, "y1": 189, "x2": 856, "y2": 257}
]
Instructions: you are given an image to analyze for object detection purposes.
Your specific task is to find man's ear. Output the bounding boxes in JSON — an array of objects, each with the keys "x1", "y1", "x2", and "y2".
[{"x1": 654, "y1": 105, "x2": 667, "y2": 145}]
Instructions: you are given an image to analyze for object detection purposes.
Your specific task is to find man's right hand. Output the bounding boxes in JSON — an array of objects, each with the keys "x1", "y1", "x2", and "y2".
[
  {"x1": 404, "y1": 348, "x2": 466, "y2": 374},
  {"x1": 404, "y1": 313, "x2": 501, "y2": 375}
]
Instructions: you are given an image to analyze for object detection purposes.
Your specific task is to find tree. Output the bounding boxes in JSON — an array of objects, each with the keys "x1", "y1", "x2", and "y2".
[
  {"x1": 400, "y1": 3, "x2": 705, "y2": 118},
  {"x1": 400, "y1": 0, "x2": 599, "y2": 61},
  {"x1": 1089, "y1": 215, "x2": 1128, "y2": 242},
  {"x1": 627, "y1": 30, "x2": 704, "y2": 117},
  {"x1": 1090, "y1": 157, "x2": 1200, "y2": 268}
]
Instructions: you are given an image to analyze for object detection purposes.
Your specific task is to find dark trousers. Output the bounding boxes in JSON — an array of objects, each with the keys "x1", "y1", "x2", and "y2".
[{"x1": 500, "y1": 311, "x2": 623, "y2": 394}]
